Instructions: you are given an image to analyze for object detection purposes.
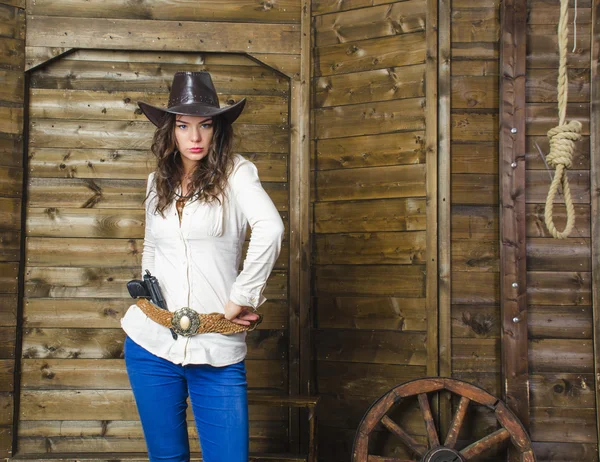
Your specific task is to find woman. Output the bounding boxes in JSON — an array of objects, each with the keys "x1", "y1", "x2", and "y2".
[{"x1": 120, "y1": 71, "x2": 285, "y2": 462}]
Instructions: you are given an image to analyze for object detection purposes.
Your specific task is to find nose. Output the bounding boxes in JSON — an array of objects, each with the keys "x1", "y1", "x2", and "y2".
[{"x1": 190, "y1": 126, "x2": 201, "y2": 142}]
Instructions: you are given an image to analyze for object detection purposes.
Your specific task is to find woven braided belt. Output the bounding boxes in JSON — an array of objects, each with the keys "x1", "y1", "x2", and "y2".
[{"x1": 136, "y1": 298, "x2": 262, "y2": 336}]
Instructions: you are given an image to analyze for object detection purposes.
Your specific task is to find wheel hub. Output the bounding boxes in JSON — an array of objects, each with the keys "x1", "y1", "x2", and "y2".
[{"x1": 422, "y1": 446, "x2": 465, "y2": 462}]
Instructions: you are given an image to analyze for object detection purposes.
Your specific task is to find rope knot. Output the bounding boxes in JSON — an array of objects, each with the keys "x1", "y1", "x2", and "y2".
[
  {"x1": 544, "y1": 119, "x2": 581, "y2": 239},
  {"x1": 545, "y1": 120, "x2": 582, "y2": 169}
]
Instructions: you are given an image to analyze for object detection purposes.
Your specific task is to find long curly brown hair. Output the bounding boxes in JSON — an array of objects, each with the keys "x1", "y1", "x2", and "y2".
[{"x1": 148, "y1": 113, "x2": 235, "y2": 216}]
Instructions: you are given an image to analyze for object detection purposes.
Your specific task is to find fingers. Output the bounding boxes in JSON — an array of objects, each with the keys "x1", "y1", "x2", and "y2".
[{"x1": 230, "y1": 309, "x2": 259, "y2": 326}]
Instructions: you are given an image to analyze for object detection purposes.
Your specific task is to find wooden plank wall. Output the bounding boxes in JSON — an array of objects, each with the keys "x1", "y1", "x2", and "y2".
[
  {"x1": 311, "y1": 0, "x2": 433, "y2": 459},
  {"x1": 451, "y1": 0, "x2": 598, "y2": 460},
  {"x1": 19, "y1": 51, "x2": 292, "y2": 455},
  {"x1": 449, "y1": 0, "x2": 504, "y2": 457},
  {"x1": 0, "y1": 0, "x2": 25, "y2": 458},
  {"x1": 525, "y1": 0, "x2": 597, "y2": 458}
]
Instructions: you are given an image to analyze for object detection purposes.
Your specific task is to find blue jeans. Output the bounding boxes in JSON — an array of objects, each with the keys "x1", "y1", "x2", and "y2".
[{"x1": 124, "y1": 336, "x2": 249, "y2": 462}]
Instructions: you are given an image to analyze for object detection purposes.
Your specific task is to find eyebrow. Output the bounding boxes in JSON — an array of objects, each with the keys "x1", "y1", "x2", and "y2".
[{"x1": 176, "y1": 118, "x2": 213, "y2": 125}]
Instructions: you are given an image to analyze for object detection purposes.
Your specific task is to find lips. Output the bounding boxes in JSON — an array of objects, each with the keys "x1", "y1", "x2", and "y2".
[{"x1": 189, "y1": 148, "x2": 203, "y2": 153}]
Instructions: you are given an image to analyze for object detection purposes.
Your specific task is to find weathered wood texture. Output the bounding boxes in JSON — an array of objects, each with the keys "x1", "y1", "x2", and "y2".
[
  {"x1": 311, "y1": 1, "x2": 435, "y2": 460},
  {"x1": 24, "y1": 0, "x2": 303, "y2": 77},
  {"x1": 20, "y1": 51, "x2": 292, "y2": 456},
  {"x1": 592, "y1": 0, "x2": 600, "y2": 455},
  {"x1": 0, "y1": 1, "x2": 24, "y2": 458},
  {"x1": 499, "y1": 0, "x2": 529, "y2": 434},
  {"x1": 523, "y1": 0, "x2": 598, "y2": 456},
  {"x1": 449, "y1": 0, "x2": 506, "y2": 455}
]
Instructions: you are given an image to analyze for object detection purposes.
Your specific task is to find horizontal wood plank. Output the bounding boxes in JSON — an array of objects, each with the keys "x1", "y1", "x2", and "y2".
[
  {"x1": 0, "y1": 295, "x2": 17, "y2": 327},
  {"x1": 24, "y1": 297, "x2": 289, "y2": 330},
  {"x1": 29, "y1": 120, "x2": 290, "y2": 153},
  {"x1": 0, "y1": 69, "x2": 24, "y2": 103},
  {"x1": 315, "y1": 164, "x2": 426, "y2": 201},
  {"x1": 314, "y1": 329, "x2": 427, "y2": 365},
  {"x1": 527, "y1": 271, "x2": 591, "y2": 306},
  {"x1": 451, "y1": 338, "x2": 500, "y2": 373},
  {"x1": 451, "y1": 75, "x2": 498, "y2": 109},
  {"x1": 22, "y1": 328, "x2": 286, "y2": 360},
  {"x1": 314, "y1": 231, "x2": 426, "y2": 265},
  {"x1": 314, "y1": 296, "x2": 426, "y2": 331},
  {"x1": 526, "y1": 203, "x2": 590, "y2": 237},
  {"x1": 30, "y1": 89, "x2": 288, "y2": 125},
  {"x1": 20, "y1": 358, "x2": 285, "y2": 390},
  {"x1": 314, "y1": 198, "x2": 426, "y2": 233},
  {"x1": 26, "y1": 16, "x2": 300, "y2": 54},
  {"x1": 27, "y1": 178, "x2": 288, "y2": 210},
  {"x1": 530, "y1": 373, "x2": 595, "y2": 408},
  {"x1": 526, "y1": 170, "x2": 590, "y2": 204},
  {"x1": 529, "y1": 339, "x2": 593, "y2": 373},
  {"x1": 316, "y1": 361, "x2": 427, "y2": 396},
  {"x1": 527, "y1": 238, "x2": 590, "y2": 271},
  {"x1": 451, "y1": 112, "x2": 498, "y2": 142},
  {"x1": 26, "y1": 0, "x2": 301, "y2": 23},
  {"x1": 19, "y1": 390, "x2": 287, "y2": 421},
  {"x1": 315, "y1": 64, "x2": 425, "y2": 107},
  {"x1": 25, "y1": 267, "x2": 287, "y2": 299},
  {"x1": 529, "y1": 406, "x2": 596, "y2": 443},
  {"x1": 451, "y1": 8, "x2": 499, "y2": 43},
  {"x1": 0, "y1": 133, "x2": 23, "y2": 168},
  {"x1": 315, "y1": 98, "x2": 425, "y2": 139},
  {"x1": 451, "y1": 240, "x2": 498, "y2": 272},
  {"x1": 451, "y1": 304, "x2": 499, "y2": 338},
  {"x1": 27, "y1": 208, "x2": 145, "y2": 238},
  {"x1": 451, "y1": 271, "x2": 498, "y2": 304},
  {"x1": 315, "y1": 131, "x2": 425, "y2": 170},
  {"x1": 315, "y1": 264, "x2": 425, "y2": 297},
  {"x1": 314, "y1": 31, "x2": 426, "y2": 77},
  {"x1": 451, "y1": 205, "x2": 498, "y2": 240},
  {"x1": 528, "y1": 305, "x2": 592, "y2": 339},
  {"x1": 314, "y1": 0, "x2": 426, "y2": 47},
  {"x1": 30, "y1": 60, "x2": 288, "y2": 94},
  {"x1": 451, "y1": 173, "x2": 498, "y2": 205}
]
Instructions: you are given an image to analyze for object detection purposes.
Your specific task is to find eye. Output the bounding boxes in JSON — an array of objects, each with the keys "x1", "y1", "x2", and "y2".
[
  {"x1": 202, "y1": 123, "x2": 213, "y2": 129},
  {"x1": 177, "y1": 124, "x2": 187, "y2": 130}
]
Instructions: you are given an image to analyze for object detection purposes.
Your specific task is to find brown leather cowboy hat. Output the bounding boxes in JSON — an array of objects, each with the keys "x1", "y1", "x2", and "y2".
[{"x1": 138, "y1": 71, "x2": 246, "y2": 127}]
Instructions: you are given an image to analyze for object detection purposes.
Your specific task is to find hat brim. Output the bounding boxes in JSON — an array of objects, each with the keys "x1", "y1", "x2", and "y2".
[{"x1": 137, "y1": 98, "x2": 246, "y2": 127}]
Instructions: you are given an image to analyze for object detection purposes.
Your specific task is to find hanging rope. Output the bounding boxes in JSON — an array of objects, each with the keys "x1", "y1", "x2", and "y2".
[{"x1": 544, "y1": 0, "x2": 582, "y2": 239}]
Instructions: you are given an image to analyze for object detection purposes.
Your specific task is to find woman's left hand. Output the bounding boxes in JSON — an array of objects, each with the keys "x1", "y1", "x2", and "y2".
[{"x1": 224, "y1": 300, "x2": 260, "y2": 326}]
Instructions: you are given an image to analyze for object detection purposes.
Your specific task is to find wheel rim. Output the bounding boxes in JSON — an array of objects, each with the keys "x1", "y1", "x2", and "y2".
[{"x1": 351, "y1": 377, "x2": 536, "y2": 462}]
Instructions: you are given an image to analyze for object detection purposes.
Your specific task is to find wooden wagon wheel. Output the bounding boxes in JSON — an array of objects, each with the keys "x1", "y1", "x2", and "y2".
[{"x1": 352, "y1": 378, "x2": 536, "y2": 462}]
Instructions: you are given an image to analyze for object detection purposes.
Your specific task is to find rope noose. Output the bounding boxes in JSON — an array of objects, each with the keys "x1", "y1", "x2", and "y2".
[{"x1": 543, "y1": 0, "x2": 581, "y2": 239}]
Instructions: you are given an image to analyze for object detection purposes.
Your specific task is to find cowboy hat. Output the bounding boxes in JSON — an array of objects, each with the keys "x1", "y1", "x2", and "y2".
[{"x1": 138, "y1": 71, "x2": 246, "y2": 127}]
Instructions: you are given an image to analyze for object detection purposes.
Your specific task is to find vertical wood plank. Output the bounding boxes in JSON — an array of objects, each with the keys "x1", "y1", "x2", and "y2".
[
  {"x1": 0, "y1": 2, "x2": 24, "y2": 458},
  {"x1": 426, "y1": 0, "x2": 439, "y2": 381},
  {"x1": 288, "y1": 0, "x2": 312, "y2": 454},
  {"x1": 438, "y1": 0, "x2": 452, "y2": 441},
  {"x1": 590, "y1": 0, "x2": 600, "y2": 453},
  {"x1": 499, "y1": 0, "x2": 530, "y2": 443}
]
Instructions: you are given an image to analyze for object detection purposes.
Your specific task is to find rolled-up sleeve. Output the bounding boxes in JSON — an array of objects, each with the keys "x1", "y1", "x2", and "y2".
[
  {"x1": 229, "y1": 160, "x2": 284, "y2": 309},
  {"x1": 141, "y1": 173, "x2": 156, "y2": 275}
]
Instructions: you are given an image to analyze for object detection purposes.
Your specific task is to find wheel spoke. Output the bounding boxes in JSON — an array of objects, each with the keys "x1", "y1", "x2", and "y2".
[
  {"x1": 380, "y1": 415, "x2": 427, "y2": 457},
  {"x1": 460, "y1": 428, "x2": 511, "y2": 459},
  {"x1": 444, "y1": 395, "x2": 470, "y2": 448},
  {"x1": 417, "y1": 393, "x2": 440, "y2": 448}
]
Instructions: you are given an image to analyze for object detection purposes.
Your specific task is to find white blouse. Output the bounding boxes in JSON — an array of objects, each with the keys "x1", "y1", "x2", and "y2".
[{"x1": 120, "y1": 155, "x2": 284, "y2": 366}]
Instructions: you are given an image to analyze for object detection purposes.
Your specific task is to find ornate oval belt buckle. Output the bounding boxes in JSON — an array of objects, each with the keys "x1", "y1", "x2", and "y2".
[{"x1": 171, "y1": 307, "x2": 201, "y2": 337}]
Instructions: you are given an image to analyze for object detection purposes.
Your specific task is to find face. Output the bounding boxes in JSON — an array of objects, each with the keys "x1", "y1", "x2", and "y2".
[{"x1": 174, "y1": 115, "x2": 214, "y2": 172}]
